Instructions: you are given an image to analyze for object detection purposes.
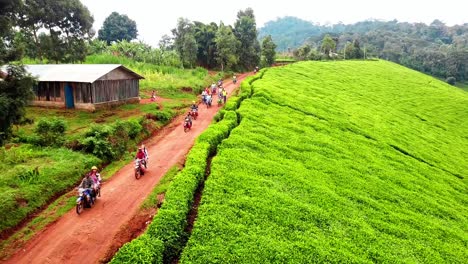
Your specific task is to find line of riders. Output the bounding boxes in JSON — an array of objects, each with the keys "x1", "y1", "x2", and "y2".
[
  {"x1": 77, "y1": 73, "x2": 250, "y2": 213},
  {"x1": 183, "y1": 75, "x2": 237, "y2": 132},
  {"x1": 77, "y1": 145, "x2": 149, "y2": 212}
]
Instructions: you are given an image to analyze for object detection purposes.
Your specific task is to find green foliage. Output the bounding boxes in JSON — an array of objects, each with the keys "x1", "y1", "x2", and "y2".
[
  {"x1": 34, "y1": 118, "x2": 66, "y2": 147},
  {"x1": 110, "y1": 234, "x2": 163, "y2": 264},
  {"x1": 262, "y1": 17, "x2": 468, "y2": 81},
  {"x1": 215, "y1": 23, "x2": 240, "y2": 71},
  {"x1": 181, "y1": 61, "x2": 468, "y2": 263},
  {"x1": 172, "y1": 18, "x2": 198, "y2": 68},
  {"x1": 258, "y1": 16, "x2": 325, "y2": 52},
  {"x1": 234, "y1": 8, "x2": 261, "y2": 70},
  {"x1": 84, "y1": 54, "x2": 212, "y2": 97},
  {"x1": 193, "y1": 22, "x2": 218, "y2": 68},
  {"x1": 98, "y1": 12, "x2": 138, "y2": 44},
  {"x1": 321, "y1": 34, "x2": 336, "y2": 58},
  {"x1": 446, "y1": 76, "x2": 456, "y2": 85},
  {"x1": 111, "y1": 110, "x2": 240, "y2": 263},
  {"x1": 141, "y1": 166, "x2": 181, "y2": 209},
  {"x1": 0, "y1": 144, "x2": 100, "y2": 233},
  {"x1": 154, "y1": 110, "x2": 175, "y2": 123},
  {"x1": 261, "y1": 35, "x2": 277, "y2": 67},
  {"x1": 0, "y1": 65, "x2": 35, "y2": 145},
  {"x1": 80, "y1": 118, "x2": 144, "y2": 162},
  {"x1": 17, "y1": 0, "x2": 94, "y2": 62}
]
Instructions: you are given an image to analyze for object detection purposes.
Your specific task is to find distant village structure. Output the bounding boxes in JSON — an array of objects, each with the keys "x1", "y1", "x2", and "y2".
[{"x1": 1, "y1": 64, "x2": 144, "y2": 110}]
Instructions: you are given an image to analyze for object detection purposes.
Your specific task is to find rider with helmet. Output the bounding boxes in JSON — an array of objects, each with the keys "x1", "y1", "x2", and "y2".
[
  {"x1": 78, "y1": 172, "x2": 95, "y2": 205},
  {"x1": 135, "y1": 147, "x2": 147, "y2": 171},
  {"x1": 185, "y1": 112, "x2": 193, "y2": 128}
]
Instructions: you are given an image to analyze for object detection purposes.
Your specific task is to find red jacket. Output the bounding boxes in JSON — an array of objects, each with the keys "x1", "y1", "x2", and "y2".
[{"x1": 136, "y1": 150, "x2": 145, "y2": 159}]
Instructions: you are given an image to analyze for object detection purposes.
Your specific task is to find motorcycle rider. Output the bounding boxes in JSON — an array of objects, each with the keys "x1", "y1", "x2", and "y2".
[
  {"x1": 135, "y1": 147, "x2": 146, "y2": 172},
  {"x1": 190, "y1": 101, "x2": 198, "y2": 116},
  {"x1": 222, "y1": 88, "x2": 227, "y2": 104},
  {"x1": 211, "y1": 82, "x2": 216, "y2": 94},
  {"x1": 141, "y1": 144, "x2": 149, "y2": 168},
  {"x1": 88, "y1": 166, "x2": 102, "y2": 190},
  {"x1": 78, "y1": 173, "x2": 95, "y2": 206},
  {"x1": 201, "y1": 90, "x2": 207, "y2": 104},
  {"x1": 233, "y1": 75, "x2": 237, "y2": 84},
  {"x1": 185, "y1": 112, "x2": 193, "y2": 128}
]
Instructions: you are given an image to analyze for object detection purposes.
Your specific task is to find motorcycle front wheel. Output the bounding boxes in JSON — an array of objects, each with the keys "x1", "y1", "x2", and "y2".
[
  {"x1": 135, "y1": 167, "x2": 142, "y2": 179},
  {"x1": 76, "y1": 201, "x2": 84, "y2": 215}
]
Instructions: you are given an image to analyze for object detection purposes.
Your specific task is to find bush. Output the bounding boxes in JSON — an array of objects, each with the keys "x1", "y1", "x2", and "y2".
[
  {"x1": 446, "y1": 76, "x2": 456, "y2": 85},
  {"x1": 110, "y1": 234, "x2": 164, "y2": 264},
  {"x1": 34, "y1": 118, "x2": 67, "y2": 147},
  {"x1": 154, "y1": 110, "x2": 175, "y2": 123},
  {"x1": 81, "y1": 125, "x2": 115, "y2": 161}
]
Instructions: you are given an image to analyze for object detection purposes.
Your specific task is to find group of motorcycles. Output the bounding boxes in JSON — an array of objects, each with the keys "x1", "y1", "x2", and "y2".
[{"x1": 76, "y1": 77, "x2": 239, "y2": 215}]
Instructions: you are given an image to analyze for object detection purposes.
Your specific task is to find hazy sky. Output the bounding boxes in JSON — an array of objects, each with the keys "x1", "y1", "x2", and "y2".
[{"x1": 81, "y1": 0, "x2": 468, "y2": 47}]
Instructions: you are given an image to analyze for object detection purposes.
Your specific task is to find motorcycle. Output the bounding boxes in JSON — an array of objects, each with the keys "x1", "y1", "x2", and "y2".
[
  {"x1": 233, "y1": 78, "x2": 237, "y2": 84},
  {"x1": 76, "y1": 188, "x2": 94, "y2": 215},
  {"x1": 183, "y1": 119, "x2": 192, "y2": 132},
  {"x1": 189, "y1": 109, "x2": 198, "y2": 120},
  {"x1": 135, "y1": 159, "x2": 146, "y2": 179},
  {"x1": 206, "y1": 97, "x2": 212, "y2": 108}
]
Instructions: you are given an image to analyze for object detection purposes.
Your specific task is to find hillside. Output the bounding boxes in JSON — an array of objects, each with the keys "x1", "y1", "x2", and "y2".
[
  {"x1": 180, "y1": 61, "x2": 468, "y2": 263},
  {"x1": 258, "y1": 16, "x2": 327, "y2": 52},
  {"x1": 259, "y1": 17, "x2": 468, "y2": 83}
]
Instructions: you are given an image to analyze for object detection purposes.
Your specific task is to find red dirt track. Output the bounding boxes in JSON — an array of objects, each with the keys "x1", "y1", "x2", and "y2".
[{"x1": 3, "y1": 73, "x2": 251, "y2": 264}]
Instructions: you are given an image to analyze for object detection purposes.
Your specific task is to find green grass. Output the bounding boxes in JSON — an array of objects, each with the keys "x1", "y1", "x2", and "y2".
[
  {"x1": 0, "y1": 144, "x2": 100, "y2": 233},
  {"x1": 141, "y1": 165, "x2": 181, "y2": 209},
  {"x1": 180, "y1": 61, "x2": 468, "y2": 263}
]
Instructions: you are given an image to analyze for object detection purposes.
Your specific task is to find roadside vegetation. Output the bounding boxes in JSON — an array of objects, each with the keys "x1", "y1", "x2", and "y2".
[{"x1": 179, "y1": 61, "x2": 467, "y2": 263}]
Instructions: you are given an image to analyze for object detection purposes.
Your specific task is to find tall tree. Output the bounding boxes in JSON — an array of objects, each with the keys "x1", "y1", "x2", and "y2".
[
  {"x1": 159, "y1": 34, "x2": 174, "y2": 51},
  {"x1": 18, "y1": 0, "x2": 94, "y2": 62},
  {"x1": 0, "y1": 1, "x2": 35, "y2": 145},
  {"x1": 172, "y1": 18, "x2": 197, "y2": 68},
  {"x1": 321, "y1": 34, "x2": 336, "y2": 58},
  {"x1": 215, "y1": 23, "x2": 239, "y2": 71},
  {"x1": 0, "y1": 0, "x2": 23, "y2": 62},
  {"x1": 193, "y1": 21, "x2": 218, "y2": 68},
  {"x1": 234, "y1": 8, "x2": 260, "y2": 70},
  {"x1": 261, "y1": 35, "x2": 277, "y2": 66},
  {"x1": 98, "y1": 12, "x2": 138, "y2": 44}
]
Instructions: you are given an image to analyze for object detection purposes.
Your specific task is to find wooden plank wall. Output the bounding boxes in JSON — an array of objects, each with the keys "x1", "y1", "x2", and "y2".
[
  {"x1": 92, "y1": 79, "x2": 139, "y2": 103},
  {"x1": 33, "y1": 82, "x2": 64, "y2": 102},
  {"x1": 73, "y1": 82, "x2": 93, "y2": 103}
]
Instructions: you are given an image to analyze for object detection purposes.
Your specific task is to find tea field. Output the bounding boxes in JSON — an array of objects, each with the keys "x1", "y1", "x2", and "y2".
[{"x1": 180, "y1": 61, "x2": 468, "y2": 263}]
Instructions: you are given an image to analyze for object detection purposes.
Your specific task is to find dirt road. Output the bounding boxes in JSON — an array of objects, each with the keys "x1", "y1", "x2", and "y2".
[{"x1": 3, "y1": 73, "x2": 251, "y2": 264}]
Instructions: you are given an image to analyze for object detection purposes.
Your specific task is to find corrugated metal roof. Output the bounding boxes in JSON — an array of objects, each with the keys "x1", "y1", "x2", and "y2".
[{"x1": 1, "y1": 64, "x2": 144, "y2": 83}]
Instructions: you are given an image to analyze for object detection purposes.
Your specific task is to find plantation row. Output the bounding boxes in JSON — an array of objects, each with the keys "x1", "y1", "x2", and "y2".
[
  {"x1": 179, "y1": 61, "x2": 467, "y2": 263},
  {"x1": 110, "y1": 72, "x2": 265, "y2": 263}
]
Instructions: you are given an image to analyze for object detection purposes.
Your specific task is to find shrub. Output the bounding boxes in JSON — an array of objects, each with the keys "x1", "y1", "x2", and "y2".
[
  {"x1": 110, "y1": 234, "x2": 164, "y2": 264},
  {"x1": 81, "y1": 125, "x2": 115, "y2": 161},
  {"x1": 34, "y1": 118, "x2": 67, "y2": 147},
  {"x1": 446, "y1": 76, "x2": 456, "y2": 85},
  {"x1": 154, "y1": 110, "x2": 175, "y2": 123}
]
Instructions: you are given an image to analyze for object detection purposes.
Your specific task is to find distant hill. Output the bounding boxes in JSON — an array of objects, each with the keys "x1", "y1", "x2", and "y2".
[{"x1": 258, "y1": 17, "x2": 468, "y2": 82}]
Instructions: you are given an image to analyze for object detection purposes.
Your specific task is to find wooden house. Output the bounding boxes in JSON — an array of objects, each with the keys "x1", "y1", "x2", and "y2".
[{"x1": 1, "y1": 64, "x2": 144, "y2": 110}]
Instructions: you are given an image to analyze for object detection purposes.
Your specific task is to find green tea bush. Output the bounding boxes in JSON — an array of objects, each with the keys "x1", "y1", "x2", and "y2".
[
  {"x1": 111, "y1": 110, "x2": 242, "y2": 263},
  {"x1": 180, "y1": 61, "x2": 468, "y2": 263},
  {"x1": 110, "y1": 234, "x2": 164, "y2": 264}
]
